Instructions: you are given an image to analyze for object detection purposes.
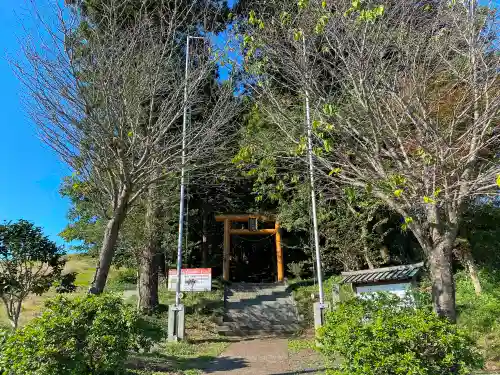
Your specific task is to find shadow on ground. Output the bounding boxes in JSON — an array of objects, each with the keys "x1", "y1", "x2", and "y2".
[
  {"x1": 269, "y1": 370, "x2": 326, "y2": 375},
  {"x1": 127, "y1": 352, "x2": 248, "y2": 373}
]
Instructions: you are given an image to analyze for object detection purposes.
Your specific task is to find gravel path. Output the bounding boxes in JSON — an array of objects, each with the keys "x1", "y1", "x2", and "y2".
[{"x1": 204, "y1": 338, "x2": 325, "y2": 375}]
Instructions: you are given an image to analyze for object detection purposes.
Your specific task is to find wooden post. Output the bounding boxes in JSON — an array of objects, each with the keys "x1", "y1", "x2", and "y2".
[
  {"x1": 223, "y1": 219, "x2": 231, "y2": 282},
  {"x1": 275, "y1": 222, "x2": 284, "y2": 282}
]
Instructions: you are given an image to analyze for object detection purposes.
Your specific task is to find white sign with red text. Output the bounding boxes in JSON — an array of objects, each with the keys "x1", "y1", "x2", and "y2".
[{"x1": 168, "y1": 268, "x2": 212, "y2": 292}]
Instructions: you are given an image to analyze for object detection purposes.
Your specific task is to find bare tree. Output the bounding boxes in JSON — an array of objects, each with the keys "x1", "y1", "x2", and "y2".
[
  {"x1": 242, "y1": 0, "x2": 500, "y2": 320},
  {"x1": 16, "y1": 1, "x2": 237, "y2": 293}
]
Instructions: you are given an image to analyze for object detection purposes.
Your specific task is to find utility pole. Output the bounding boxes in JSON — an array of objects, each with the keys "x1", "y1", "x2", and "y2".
[
  {"x1": 302, "y1": 33, "x2": 326, "y2": 328},
  {"x1": 169, "y1": 35, "x2": 205, "y2": 342}
]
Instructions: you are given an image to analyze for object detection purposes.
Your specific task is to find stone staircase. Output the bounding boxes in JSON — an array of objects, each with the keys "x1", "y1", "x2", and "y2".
[{"x1": 218, "y1": 283, "x2": 301, "y2": 336}]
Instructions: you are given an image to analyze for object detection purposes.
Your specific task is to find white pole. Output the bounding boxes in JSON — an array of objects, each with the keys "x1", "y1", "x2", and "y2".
[
  {"x1": 303, "y1": 33, "x2": 325, "y2": 307},
  {"x1": 174, "y1": 35, "x2": 191, "y2": 308}
]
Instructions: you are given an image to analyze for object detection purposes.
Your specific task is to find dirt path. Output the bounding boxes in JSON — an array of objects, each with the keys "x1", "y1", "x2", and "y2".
[{"x1": 203, "y1": 338, "x2": 325, "y2": 375}]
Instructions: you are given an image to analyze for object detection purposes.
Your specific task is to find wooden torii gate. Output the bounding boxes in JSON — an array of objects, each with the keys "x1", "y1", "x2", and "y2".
[{"x1": 215, "y1": 214, "x2": 283, "y2": 283}]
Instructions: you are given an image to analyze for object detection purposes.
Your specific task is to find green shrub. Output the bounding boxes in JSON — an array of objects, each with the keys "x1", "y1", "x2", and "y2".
[
  {"x1": 318, "y1": 293, "x2": 483, "y2": 375},
  {"x1": 287, "y1": 261, "x2": 309, "y2": 280},
  {"x1": 54, "y1": 271, "x2": 78, "y2": 294},
  {"x1": 108, "y1": 268, "x2": 138, "y2": 291},
  {"x1": 0, "y1": 294, "x2": 141, "y2": 375}
]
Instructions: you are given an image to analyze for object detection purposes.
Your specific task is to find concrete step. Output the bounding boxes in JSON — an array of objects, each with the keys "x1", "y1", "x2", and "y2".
[
  {"x1": 225, "y1": 301, "x2": 295, "y2": 308},
  {"x1": 228, "y1": 283, "x2": 287, "y2": 292},
  {"x1": 225, "y1": 307, "x2": 299, "y2": 320},
  {"x1": 217, "y1": 323, "x2": 300, "y2": 337}
]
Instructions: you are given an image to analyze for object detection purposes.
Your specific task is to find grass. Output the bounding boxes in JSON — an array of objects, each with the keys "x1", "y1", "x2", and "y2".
[{"x1": 127, "y1": 338, "x2": 230, "y2": 375}]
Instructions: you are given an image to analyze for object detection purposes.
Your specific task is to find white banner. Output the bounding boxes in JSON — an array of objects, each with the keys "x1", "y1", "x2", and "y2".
[{"x1": 168, "y1": 268, "x2": 212, "y2": 292}]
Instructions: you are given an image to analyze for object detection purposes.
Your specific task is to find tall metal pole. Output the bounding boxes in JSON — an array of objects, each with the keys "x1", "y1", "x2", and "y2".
[
  {"x1": 175, "y1": 36, "x2": 191, "y2": 308},
  {"x1": 175, "y1": 36, "x2": 204, "y2": 308},
  {"x1": 303, "y1": 34, "x2": 325, "y2": 307}
]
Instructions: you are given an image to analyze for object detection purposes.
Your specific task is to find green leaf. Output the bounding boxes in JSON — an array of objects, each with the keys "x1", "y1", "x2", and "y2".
[
  {"x1": 127, "y1": 131, "x2": 133, "y2": 138},
  {"x1": 329, "y1": 168, "x2": 342, "y2": 176},
  {"x1": 393, "y1": 189, "x2": 403, "y2": 198},
  {"x1": 433, "y1": 188, "x2": 442, "y2": 198},
  {"x1": 294, "y1": 30, "x2": 303, "y2": 41},
  {"x1": 280, "y1": 12, "x2": 291, "y2": 25},
  {"x1": 322, "y1": 0, "x2": 327, "y2": 8},
  {"x1": 497, "y1": 174, "x2": 500, "y2": 188},
  {"x1": 401, "y1": 217, "x2": 413, "y2": 231},
  {"x1": 298, "y1": 0, "x2": 309, "y2": 9},
  {"x1": 249, "y1": 10, "x2": 257, "y2": 25},
  {"x1": 423, "y1": 196, "x2": 435, "y2": 204},
  {"x1": 323, "y1": 103, "x2": 337, "y2": 116}
]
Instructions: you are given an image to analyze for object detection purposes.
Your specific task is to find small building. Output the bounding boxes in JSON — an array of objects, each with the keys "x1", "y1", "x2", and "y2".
[{"x1": 340, "y1": 262, "x2": 424, "y2": 299}]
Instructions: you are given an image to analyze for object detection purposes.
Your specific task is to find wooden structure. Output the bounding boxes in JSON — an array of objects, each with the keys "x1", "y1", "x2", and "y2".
[
  {"x1": 215, "y1": 214, "x2": 283, "y2": 282},
  {"x1": 340, "y1": 262, "x2": 424, "y2": 299}
]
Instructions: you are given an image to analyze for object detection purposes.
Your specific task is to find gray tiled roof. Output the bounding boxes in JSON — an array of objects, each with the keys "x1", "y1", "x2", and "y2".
[{"x1": 340, "y1": 262, "x2": 424, "y2": 285}]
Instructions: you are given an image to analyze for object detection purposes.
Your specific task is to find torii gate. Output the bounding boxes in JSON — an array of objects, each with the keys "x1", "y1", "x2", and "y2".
[{"x1": 215, "y1": 214, "x2": 284, "y2": 283}]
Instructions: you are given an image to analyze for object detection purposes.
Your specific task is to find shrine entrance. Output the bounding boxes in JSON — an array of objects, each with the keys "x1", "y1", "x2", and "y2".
[{"x1": 215, "y1": 214, "x2": 284, "y2": 283}]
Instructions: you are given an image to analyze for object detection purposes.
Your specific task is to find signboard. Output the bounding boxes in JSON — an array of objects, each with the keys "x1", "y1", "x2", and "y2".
[
  {"x1": 168, "y1": 268, "x2": 212, "y2": 292},
  {"x1": 356, "y1": 282, "x2": 411, "y2": 299}
]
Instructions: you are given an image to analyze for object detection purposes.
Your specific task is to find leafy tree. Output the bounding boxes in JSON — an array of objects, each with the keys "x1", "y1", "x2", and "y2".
[
  {"x1": 241, "y1": 0, "x2": 500, "y2": 321},
  {"x1": 0, "y1": 220, "x2": 65, "y2": 328},
  {"x1": 233, "y1": 103, "x2": 395, "y2": 273}
]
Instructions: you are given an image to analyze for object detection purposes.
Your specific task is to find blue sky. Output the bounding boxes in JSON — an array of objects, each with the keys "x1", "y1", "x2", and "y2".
[{"x1": 0, "y1": 1, "x2": 71, "y2": 246}]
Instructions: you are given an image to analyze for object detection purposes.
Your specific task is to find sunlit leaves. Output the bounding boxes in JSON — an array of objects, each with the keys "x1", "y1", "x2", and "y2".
[
  {"x1": 401, "y1": 216, "x2": 414, "y2": 231},
  {"x1": 497, "y1": 174, "x2": 500, "y2": 188},
  {"x1": 423, "y1": 196, "x2": 436, "y2": 204},
  {"x1": 298, "y1": 0, "x2": 310, "y2": 10},
  {"x1": 345, "y1": 0, "x2": 385, "y2": 23},
  {"x1": 329, "y1": 168, "x2": 342, "y2": 176},
  {"x1": 433, "y1": 188, "x2": 442, "y2": 198},
  {"x1": 389, "y1": 174, "x2": 407, "y2": 189},
  {"x1": 323, "y1": 103, "x2": 337, "y2": 116},
  {"x1": 294, "y1": 30, "x2": 304, "y2": 42},
  {"x1": 315, "y1": 15, "x2": 330, "y2": 34},
  {"x1": 394, "y1": 189, "x2": 403, "y2": 198},
  {"x1": 280, "y1": 12, "x2": 291, "y2": 26}
]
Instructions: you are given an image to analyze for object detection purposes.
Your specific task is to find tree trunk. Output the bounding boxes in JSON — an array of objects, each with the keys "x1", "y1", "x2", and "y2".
[
  {"x1": 461, "y1": 247, "x2": 482, "y2": 295},
  {"x1": 428, "y1": 238, "x2": 456, "y2": 322},
  {"x1": 138, "y1": 183, "x2": 162, "y2": 313},
  {"x1": 202, "y1": 208, "x2": 209, "y2": 268},
  {"x1": 13, "y1": 300, "x2": 22, "y2": 329},
  {"x1": 90, "y1": 187, "x2": 129, "y2": 294},
  {"x1": 361, "y1": 226, "x2": 375, "y2": 269}
]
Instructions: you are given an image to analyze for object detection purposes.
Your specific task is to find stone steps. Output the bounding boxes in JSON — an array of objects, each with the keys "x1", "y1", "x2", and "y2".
[{"x1": 218, "y1": 283, "x2": 301, "y2": 337}]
